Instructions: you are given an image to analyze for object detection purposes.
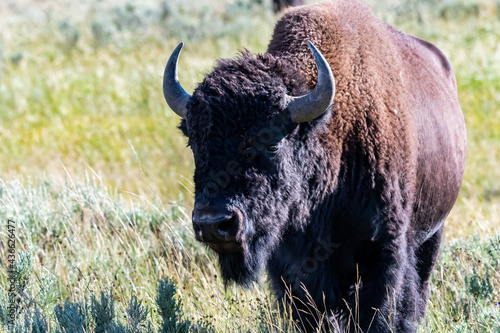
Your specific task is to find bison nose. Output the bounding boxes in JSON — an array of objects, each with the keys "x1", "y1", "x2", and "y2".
[{"x1": 192, "y1": 208, "x2": 239, "y2": 243}]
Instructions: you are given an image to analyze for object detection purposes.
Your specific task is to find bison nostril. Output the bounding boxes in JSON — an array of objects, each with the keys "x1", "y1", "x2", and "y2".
[
  {"x1": 217, "y1": 216, "x2": 237, "y2": 234},
  {"x1": 192, "y1": 207, "x2": 241, "y2": 243}
]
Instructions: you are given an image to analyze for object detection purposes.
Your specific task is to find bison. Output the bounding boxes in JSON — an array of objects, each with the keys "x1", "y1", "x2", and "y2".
[{"x1": 162, "y1": 0, "x2": 466, "y2": 331}]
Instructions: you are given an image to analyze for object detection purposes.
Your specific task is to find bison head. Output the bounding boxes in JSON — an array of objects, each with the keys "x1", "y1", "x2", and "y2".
[{"x1": 163, "y1": 42, "x2": 335, "y2": 285}]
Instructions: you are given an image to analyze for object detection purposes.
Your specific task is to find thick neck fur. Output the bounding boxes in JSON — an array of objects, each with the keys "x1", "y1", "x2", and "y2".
[{"x1": 268, "y1": 0, "x2": 417, "y2": 196}]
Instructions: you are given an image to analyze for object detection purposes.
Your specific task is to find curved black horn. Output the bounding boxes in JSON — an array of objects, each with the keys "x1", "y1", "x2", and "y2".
[
  {"x1": 287, "y1": 41, "x2": 335, "y2": 123},
  {"x1": 163, "y1": 42, "x2": 191, "y2": 119}
]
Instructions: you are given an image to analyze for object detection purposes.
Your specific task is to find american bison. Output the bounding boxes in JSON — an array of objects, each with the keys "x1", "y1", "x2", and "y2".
[{"x1": 162, "y1": 0, "x2": 466, "y2": 331}]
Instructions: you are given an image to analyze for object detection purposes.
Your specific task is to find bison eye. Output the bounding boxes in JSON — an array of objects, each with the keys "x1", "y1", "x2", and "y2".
[{"x1": 267, "y1": 144, "x2": 279, "y2": 152}]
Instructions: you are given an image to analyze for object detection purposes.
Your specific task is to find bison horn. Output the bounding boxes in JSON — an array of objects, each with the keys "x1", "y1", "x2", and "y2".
[
  {"x1": 163, "y1": 42, "x2": 191, "y2": 119},
  {"x1": 287, "y1": 41, "x2": 335, "y2": 123}
]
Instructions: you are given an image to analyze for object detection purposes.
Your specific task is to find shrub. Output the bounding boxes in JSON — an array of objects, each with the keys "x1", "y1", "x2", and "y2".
[{"x1": 1, "y1": 276, "x2": 208, "y2": 333}]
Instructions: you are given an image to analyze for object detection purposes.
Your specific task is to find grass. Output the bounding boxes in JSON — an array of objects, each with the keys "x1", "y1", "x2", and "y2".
[
  {"x1": 0, "y1": 0, "x2": 275, "y2": 201},
  {"x1": 0, "y1": 177, "x2": 293, "y2": 332},
  {"x1": 0, "y1": 177, "x2": 498, "y2": 332},
  {"x1": 0, "y1": 0, "x2": 499, "y2": 331}
]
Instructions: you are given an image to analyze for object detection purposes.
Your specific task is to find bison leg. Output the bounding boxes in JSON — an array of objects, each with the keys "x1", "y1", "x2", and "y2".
[
  {"x1": 288, "y1": 301, "x2": 341, "y2": 333},
  {"x1": 396, "y1": 248, "x2": 421, "y2": 332},
  {"x1": 352, "y1": 235, "x2": 420, "y2": 332},
  {"x1": 415, "y1": 224, "x2": 444, "y2": 318}
]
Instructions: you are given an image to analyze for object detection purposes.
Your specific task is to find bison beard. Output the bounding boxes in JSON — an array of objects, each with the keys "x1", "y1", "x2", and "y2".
[
  {"x1": 218, "y1": 234, "x2": 271, "y2": 286},
  {"x1": 161, "y1": 0, "x2": 466, "y2": 332}
]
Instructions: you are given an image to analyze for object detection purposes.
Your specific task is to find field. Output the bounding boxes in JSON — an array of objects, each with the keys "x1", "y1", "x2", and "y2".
[{"x1": 0, "y1": 0, "x2": 499, "y2": 331}]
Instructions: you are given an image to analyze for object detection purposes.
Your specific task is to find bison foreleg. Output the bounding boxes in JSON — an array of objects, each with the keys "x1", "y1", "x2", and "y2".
[{"x1": 352, "y1": 235, "x2": 420, "y2": 332}]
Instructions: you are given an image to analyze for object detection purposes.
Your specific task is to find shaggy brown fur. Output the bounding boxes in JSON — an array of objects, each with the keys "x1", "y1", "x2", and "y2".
[
  {"x1": 269, "y1": 1, "x2": 416, "y2": 188},
  {"x1": 265, "y1": 2, "x2": 466, "y2": 330},
  {"x1": 265, "y1": 1, "x2": 465, "y2": 329}
]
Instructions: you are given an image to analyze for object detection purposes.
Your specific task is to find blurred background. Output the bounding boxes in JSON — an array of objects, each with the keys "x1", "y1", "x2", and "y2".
[
  {"x1": 0, "y1": 1, "x2": 499, "y2": 331},
  {"x1": 1, "y1": 0, "x2": 499, "y2": 237},
  {"x1": 1, "y1": 0, "x2": 499, "y2": 238}
]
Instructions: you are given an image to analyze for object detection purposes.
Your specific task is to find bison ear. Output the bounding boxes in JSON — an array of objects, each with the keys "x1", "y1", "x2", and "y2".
[
  {"x1": 286, "y1": 41, "x2": 335, "y2": 123},
  {"x1": 163, "y1": 42, "x2": 191, "y2": 119},
  {"x1": 178, "y1": 119, "x2": 189, "y2": 137}
]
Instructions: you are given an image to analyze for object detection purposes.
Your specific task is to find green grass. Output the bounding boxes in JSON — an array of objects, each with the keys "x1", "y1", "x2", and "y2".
[
  {"x1": 0, "y1": 0, "x2": 499, "y2": 331},
  {"x1": 0, "y1": 177, "x2": 294, "y2": 332},
  {"x1": 0, "y1": 0, "x2": 498, "y2": 236},
  {"x1": 0, "y1": 0, "x2": 275, "y2": 201},
  {"x1": 0, "y1": 177, "x2": 498, "y2": 332}
]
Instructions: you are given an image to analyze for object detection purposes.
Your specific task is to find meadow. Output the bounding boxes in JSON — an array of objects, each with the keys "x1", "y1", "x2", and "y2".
[{"x1": 0, "y1": 0, "x2": 499, "y2": 331}]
